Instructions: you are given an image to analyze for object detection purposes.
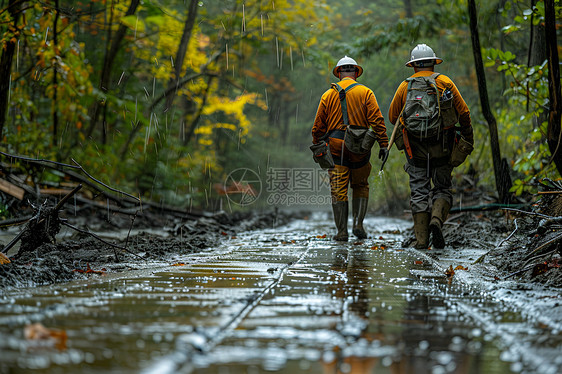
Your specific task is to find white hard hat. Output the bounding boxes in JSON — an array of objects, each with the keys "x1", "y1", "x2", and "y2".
[
  {"x1": 333, "y1": 56, "x2": 363, "y2": 78},
  {"x1": 405, "y1": 44, "x2": 443, "y2": 67}
]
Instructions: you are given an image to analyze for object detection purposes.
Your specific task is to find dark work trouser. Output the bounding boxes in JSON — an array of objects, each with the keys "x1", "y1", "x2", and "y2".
[{"x1": 405, "y1": 161, "x2": 453, "y2": 213}]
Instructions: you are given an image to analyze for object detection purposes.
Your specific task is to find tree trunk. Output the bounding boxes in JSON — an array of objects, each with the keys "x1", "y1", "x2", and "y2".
[
  {"x1": 164, "y1": 0, "x2": 199, "y2": 112},
  {"x1": 404, "y1": 0, "x2": 413, "y2": 18},
  {"x1": 528, "y1": 0, "x2": 546, "y2": 67},
  {"x1": 467, "y1": 0, "x2": 512, "y2": 203},
  {"x1": 527, "y1": 0, "x2": 547, "y2": 123},
  {"x1": 52, "y1": 0, "x2": 60, "y2": 146},
  {"x1": 86, "y1": 0, "x2": 141, "y2": 140},
  {"x1": 544, "y1": 0, "x2": 562, "y2": 175},
  {"x1": 0, "y1": 0, "x2": 21, "y2": 138},
  {"x1": 183, "y1": 76, "x2": 214, "y2": 146}
]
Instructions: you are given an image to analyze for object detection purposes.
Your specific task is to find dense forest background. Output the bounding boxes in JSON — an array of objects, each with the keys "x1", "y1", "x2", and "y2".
[{"x1": 0, "y1": 0, "x2": 560, "y2": 214}]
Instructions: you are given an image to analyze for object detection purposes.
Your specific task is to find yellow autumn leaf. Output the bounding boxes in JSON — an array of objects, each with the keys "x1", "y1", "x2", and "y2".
[{"x1": 0, "y1": 252, "x2": 10, "y2": 265}]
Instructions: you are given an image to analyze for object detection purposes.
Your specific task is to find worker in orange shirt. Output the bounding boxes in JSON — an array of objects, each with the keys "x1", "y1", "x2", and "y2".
[
  {"x1": 388, "y1": 44, "x2": 473, "y2": 249},
  {"x1": 312, "y1": 56, "x2": 388, "y2": 241}
]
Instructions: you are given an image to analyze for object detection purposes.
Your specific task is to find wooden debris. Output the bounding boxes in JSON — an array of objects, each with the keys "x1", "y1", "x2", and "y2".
[
  {"x1": 502, "y1": 179, "x2": 562, "y2": 280},
  {"x1": 0, "y1": 178, "x2": 24, "y2": 200}
]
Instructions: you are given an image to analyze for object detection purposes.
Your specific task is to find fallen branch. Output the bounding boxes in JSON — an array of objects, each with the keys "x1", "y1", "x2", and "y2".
[
  {"x1": 60, "y1": 221, "x2": 145, "y2": 261},
  {"x1": 505, "y1": 264, "x2": 536, "y2": 279},
  {"x1": 450, "y1": 203, "x2": 526, "y2": 213},
  {"x1": 71, "y1": 159, "x2": 139, "y2": 202},
  {"x1": 1, "y1": 151, "x2": 140, "y2": 208},
  {"x1": 522, "y1": 248, "x2": 559, "y2": 269},
  {"x1": 506, "y1": 257, "x2": 560, "y2": 279},
  {"x1": 474, "y1": 218, "x2": 520, "y2": 264},
  {"x1": 522, "y1": 231, "x2": 562, "y2": 264},
  {"x1": 1, "y1": 152, "x2": 203, "y2": 220},
  {"x1": 1, "y1": 227, "x2": 28, "y2": 254},
  {"x1": 0, "y1": 150, "x2": 80, "y2": 170},
  {"x1": 498, "y1": 218, "x2": 519, "y2": 247},
  {"x1": 55, "y1": 184, "x2": 83, "y2": 211},
  {"x1": 501, "y1": 207, "x2": 552, "y2": 219},
  {"x1": 0, "y1": 215, "x2": 33, "y2": 228}
]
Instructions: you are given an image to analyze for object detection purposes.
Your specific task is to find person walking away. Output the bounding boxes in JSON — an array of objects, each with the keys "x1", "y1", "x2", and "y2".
[
  {"x1": 312, "y1": 56, "x2": 389, "y2": 241},
  {"x1": 388, "y1": 44, "x2": 473, "y2": 249}
]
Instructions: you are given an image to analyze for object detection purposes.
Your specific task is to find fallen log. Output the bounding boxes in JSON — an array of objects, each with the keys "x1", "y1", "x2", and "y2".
[{"x1": 0, "y1": 178, "x2": 24, "y2": 200}]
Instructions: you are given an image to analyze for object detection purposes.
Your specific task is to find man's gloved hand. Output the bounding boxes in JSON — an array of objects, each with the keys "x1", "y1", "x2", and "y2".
[{"x1": 379, "y1": 148, "x2": 389, "y2": 163}]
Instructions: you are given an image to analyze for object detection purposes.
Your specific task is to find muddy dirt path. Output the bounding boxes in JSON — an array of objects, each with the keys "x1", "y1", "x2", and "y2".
[{"x1": 0, "y1": 214, "x2": 561, "y2": 374}]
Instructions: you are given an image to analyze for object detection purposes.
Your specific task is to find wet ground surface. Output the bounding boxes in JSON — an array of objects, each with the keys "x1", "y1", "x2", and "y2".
[{"x1": 0, "y1": 214, "x2": 561, "y2": 374}]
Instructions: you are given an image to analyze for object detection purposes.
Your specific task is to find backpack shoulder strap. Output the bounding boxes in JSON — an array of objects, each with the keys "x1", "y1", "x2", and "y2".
[
  {"x1": 405, "y1": 77, "x2": 419, "y2": 91},
  {"x1": 428, "y1": 73, "x2": 441, "y2": 91}
]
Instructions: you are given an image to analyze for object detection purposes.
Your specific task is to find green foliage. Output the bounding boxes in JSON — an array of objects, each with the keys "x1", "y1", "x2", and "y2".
[
  {"x1": 1, "y1": 0, "x2": 561, "y2": 212},
  {"x1": 479, "y1": 0, "x2": 561, "y2": 196}
]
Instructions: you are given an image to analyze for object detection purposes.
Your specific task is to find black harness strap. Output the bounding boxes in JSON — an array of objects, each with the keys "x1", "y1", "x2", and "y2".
[{"x1": 332, "y1": 82, "x2": 361, "y2": 127}]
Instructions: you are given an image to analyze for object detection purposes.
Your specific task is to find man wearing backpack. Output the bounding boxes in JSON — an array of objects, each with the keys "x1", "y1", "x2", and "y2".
[
  {"x1": 388, "y1": 44, "x2": 473, "y2": 249},
  {"x1": 312, "y1": 56, "x2": 389, "y2": 241}
]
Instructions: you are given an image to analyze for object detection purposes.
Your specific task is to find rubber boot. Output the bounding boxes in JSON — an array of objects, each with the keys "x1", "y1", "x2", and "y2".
[
  {"x1": 412, "y1": 212, "x2": 430, "y2": 249},
  {"x1": 429, "y1": 199, "x2": 451, "y2": 249},
  {"x1": 331, "y1": 201, "x2": 349, "y2": 242},
  {"x1": 352, "y1": 197, "x2": 368, "y2": 239}
]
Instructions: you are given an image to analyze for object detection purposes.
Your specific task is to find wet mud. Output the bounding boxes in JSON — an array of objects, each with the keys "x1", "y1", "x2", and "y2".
[
  {"x1": 0, "y1": 209, "x2": 302, "y2": 289},
  {"x1": 434, "y1": 209, "x2": 562, "y2": 288}
]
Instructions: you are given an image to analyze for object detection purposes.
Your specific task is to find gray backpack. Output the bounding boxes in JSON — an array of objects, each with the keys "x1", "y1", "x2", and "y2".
[{"x1": 401, "y1": 73, "x2": 442, "y2": 138}]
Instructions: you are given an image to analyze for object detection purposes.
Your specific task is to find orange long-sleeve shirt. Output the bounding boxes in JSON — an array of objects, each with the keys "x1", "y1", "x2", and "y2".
[
  {"x1": 388, "y1": 71, "x2": 473, "y2": 160},
  {"x1": 312, "y1": 78, "x2": 388, "y2": 160}
]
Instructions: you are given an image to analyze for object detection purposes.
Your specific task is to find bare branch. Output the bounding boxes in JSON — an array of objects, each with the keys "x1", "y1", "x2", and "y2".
[
  {"x1": 0, "y1": 150, "x2": 80, "y2": 169},
  {"x1": 70, "y1": 158, "x2": 140, "y2": 202}
]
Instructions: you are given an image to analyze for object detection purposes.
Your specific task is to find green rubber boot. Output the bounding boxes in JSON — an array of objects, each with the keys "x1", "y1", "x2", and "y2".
[
  {"x1": 331, "y1": 201, "x2": 349, "y2": 242},
  {"x1": 352, "y1": 197, "x2": 368, "y2": 239},
  {"x1": 412, "y1": 212, "x2": 430, "y2": 249},
  {"x1": 429, "y1": 199, "x2": 451, "y2": 249}
]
